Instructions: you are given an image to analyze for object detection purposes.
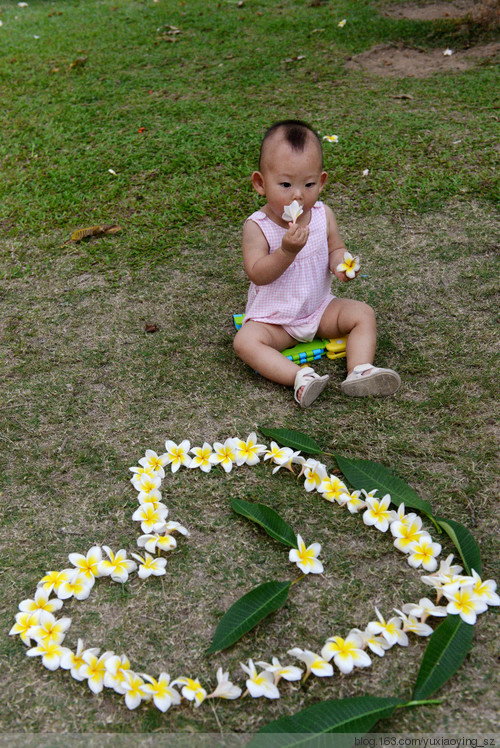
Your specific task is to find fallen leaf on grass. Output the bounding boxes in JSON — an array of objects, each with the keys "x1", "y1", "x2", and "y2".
[
  {"x1": 144, "y1": 324, "x2": 159, "y2": 334},
  {"x1": 63, "y1": 225, "x2": 122, "y2": 246},
  {"x1": 69, "y1": 57, "x2": 87, "y2": 69},
  {"x1": 391, "y1": 93, "x2": 414, "y2": 100}
]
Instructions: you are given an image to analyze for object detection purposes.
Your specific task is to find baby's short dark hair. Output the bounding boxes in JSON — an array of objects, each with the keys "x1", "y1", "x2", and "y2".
[{"x1": 259, "y1": 119, "x2": 323, "y2": 168}]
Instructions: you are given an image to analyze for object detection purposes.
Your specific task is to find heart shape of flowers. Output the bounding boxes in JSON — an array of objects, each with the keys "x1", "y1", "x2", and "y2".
[{"x1": 10, "y1": 433, "x2": 499, "y2": 715}]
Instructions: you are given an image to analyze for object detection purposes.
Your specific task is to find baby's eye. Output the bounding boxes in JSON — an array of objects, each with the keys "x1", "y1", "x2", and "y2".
[
  {"x1": 306, "y1": 182, "x2": 316, "y2": 188},
  {"x1": 280, "y1": 182, "x2": 291, "y2": 188}
]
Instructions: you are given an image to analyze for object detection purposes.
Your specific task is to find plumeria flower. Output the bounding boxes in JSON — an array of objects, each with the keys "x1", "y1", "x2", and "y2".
[
  {"x1": 132, "y1": 472, "x2": 162, "y2": 498},
  {"x1": 164, "y1": 439, "x2": 192, "y2": 472},
  {"x1": 240, "y1": 659, "x2": 280, "y2": 699},
  {"x1": 28, "y1": 610, "x2": 71, "y2": 645},
  {"x1": 402, "y1": 598, "x2": 448, "y2": 622},
  {"x1": 337, "y1": 489, "x2": 367, "y2": 514},
  {"x1": 37, "y1": 569, "x2": 72, "y2": 594},
  {"x1": 443, "y1": 48, "x2": 453, "y2": 56},
  {"x1": 362, "y1": 494, "x2": 393, "y2": 532},
  {"x1": 19, "y1": 587, "x2": 63, "y2": 616},
  {"x1": 263, "y1": 442, "x2": 295, "y2": 474},
  {"x1": 323, "y1": 134, "x2": 339, "y2": 143},
  {"x1": 234, "y1": 432, "x2": 266, "y2": 466},
  {"x1": 98, "y1": 547, "x2": 137, "y2": 583},
  {"x1": 407, "y1": 536, "x2": 442, "y2": 571},
  {"x1": 129, "y1": 464, "x2": 155, "y2": 487},
  {"x1": 336, "y1": 251, "x2": 360, "y2": 279},
  {"x1": 189, "y1": 443, "x2": 214, "y2": 472},
  {"x1": 256, "y1": 657, "x2": 303, "y2": 685},
  {"x1": 209, "y1": 438, "x2": 237, "y2": 473},
  {"x1": 302, "y1": 459, "x2": 328, "y2": 492},
  {"x1": 391, "y1": 513, "x2": 429, "y2": 553},
  {"x1": 393, "y1": 609, "x2": 433, "y2": 637},
  {"x1": 104, "y1": 654, "x2": 132, "y2": 694},
  {"x1": 469, "y1": 569, "x2": 500, "y2": 607},
  {"x1": 137, "y1": 532, "x2": 177, "y2": 554},
  {"x1": 366, "y1": 607, "x2": 408, "y2": 647},
  {"x1": 172, "y1": 677, "x2": 207, "y2": 707},
  {"x1": 287, "y1": 648, "x2": 333, "y2": 679},
  {"x1": 442, "y1": 583, "x2": 488, "y2": 625},
  {"x1": 122, "y1": 671, "x2": 147, "y2": 710},
  {"x1": 9, "y1": 611, "x2": 39, "y2": 646},
  {"x1": 207, "y1": 667, "x2": 242, "y2": 699},
  {"x1": 141, "y1": 672, "x2": 181, "y2": 712},
  {"x1": 348, "y1": 627, "x2": 391, "y2": 658},
  {"x1": 282, "y1": 200, "x2": 303, "y2": 224},
  {"x1": 338, "y1": 19, "x2": 347, "y2": 27},
  {"x1": 60, "y1": 639, "x2": 99, "y2": 681},
  {"x1": 80, "y1": 650, "x2": 115, "y2": 694},
  {"x1": 131, "y1": 552, "x2": 167, "y2": 579},
  {"x1": 26, "y1": 639, "x2": 66, "y2": 671},
  {"x1": 289, "y1": 534, "x2": 323, "y2": 575},
  {"x1": 274, "y1": 448, "x2": 302, "y2": 474},
  {"x1": 318, "y1": 474, "x2": 348, "y2": 503},
  {"x1": 321, "y1": 633, "x2": 372, "y2": 674},
  {"x1": 68, "y1": 546, "x2": 103, "y2": 580},
  {"x1": 57, "y1": 568, "x2": 95, "y2": 601},
  {"x1": 132, "y1": 501, "x2": 168, "y2": 533},
  {"x1": 362, "y1": 169, "x2": 370, "y2": 177},
  {"x1": 137, "y1": 488, "x2": 163, "y2": 507},
  {"x1": 139, "y1": 449, "x2": 169, "y2": 478}
]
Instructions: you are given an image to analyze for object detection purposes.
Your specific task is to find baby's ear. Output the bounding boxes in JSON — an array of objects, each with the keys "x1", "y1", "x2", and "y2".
[
  {"x1": 251, "y1": 171, "x2": 266, "y2": 196},
  {"x1": 319, "y1": 171, "x2": 328, "y2": 192}
]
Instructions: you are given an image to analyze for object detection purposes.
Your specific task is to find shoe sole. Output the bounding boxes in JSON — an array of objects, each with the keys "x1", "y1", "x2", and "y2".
[
  {"x1": 341, "y1": 370, "x2": 401, "y2": 397},
  {"x1": 300, "y1": 375, "x2": 329, "y2": 408}
]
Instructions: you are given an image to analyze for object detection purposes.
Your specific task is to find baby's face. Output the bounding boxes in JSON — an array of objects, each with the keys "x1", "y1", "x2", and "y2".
[{"x1": 253, "y1": 135, "x2": 327, "y2": 225}]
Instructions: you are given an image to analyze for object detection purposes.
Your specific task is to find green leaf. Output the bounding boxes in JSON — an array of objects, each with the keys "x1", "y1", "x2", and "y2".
[
  {"x1": 259, "y1": 426, "x2": 323, "y2": 454},
  {"x1": 250, "y1": 696, "x2": 406, "y2": 747},
  {"x1": 231, "y1": 497, "x2": 298, "y2": 548},
  {"x1": 334, "y1": 453, "x2": 433, "y2": 516},
  {"x1": 413, "y1": 614, "x2": 475, "y2": 700},
  {"x1": 434, "y1": 516, "x2": 482, "y2": 576},
  {"x1": 207, "y1": 581, "x2": 291, "y2": 654}
]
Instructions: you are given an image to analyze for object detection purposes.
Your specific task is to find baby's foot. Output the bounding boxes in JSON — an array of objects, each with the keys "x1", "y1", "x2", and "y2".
[
  {"x1": 341, "y1": 364, "x2": 400, "y2": 397},
  {"x1": 294, "y1": 367, "x2": 329, "y2": 408}
]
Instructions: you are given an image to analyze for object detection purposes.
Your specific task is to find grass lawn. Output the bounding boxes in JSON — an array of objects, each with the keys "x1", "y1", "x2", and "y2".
[{"x1": 1, "y1": 0, "x2": 498, "y2": 738}]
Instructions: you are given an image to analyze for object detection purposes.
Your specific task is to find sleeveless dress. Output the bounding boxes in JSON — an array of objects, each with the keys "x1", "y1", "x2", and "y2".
[{"x1": 243, "y1": 201, "x2": 335, "y2": 342}]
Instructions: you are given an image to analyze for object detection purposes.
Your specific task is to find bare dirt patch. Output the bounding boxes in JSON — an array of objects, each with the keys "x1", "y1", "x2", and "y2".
[
  {"x1": 345, "y1": 41, "x2": 499, "y2": 77},
  {"x1": 382, "y1": 0, "x2": 477, "y2": 20}
]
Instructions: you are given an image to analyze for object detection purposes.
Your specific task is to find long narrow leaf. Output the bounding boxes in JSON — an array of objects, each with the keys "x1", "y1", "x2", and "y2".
[
  {"x1": 251, "y1": 696, "x2": 406, "y2": 747},
  {"x1": 334, "y1": 453, "x2": 433, "y2": 516},
  {"x1": 259, "y1": 426, "x2": 323, "y2": 454},
  {"x1": 207, "y1": 581, "x2": 291, "y2": 654},
  {"x1": 413, "y1": 614, "x2": 474, "y2": 700},
  {"x1": 231, "y1": 498, "x2": 298, "y2": 548},
  {"x1": 434, "y1": 516, "x2": 482, "y2": 576}
]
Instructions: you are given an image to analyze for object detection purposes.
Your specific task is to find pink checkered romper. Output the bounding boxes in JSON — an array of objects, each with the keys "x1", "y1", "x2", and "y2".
[{"x1": 243, "y1": 201, "x2": 335, "y2": 342}]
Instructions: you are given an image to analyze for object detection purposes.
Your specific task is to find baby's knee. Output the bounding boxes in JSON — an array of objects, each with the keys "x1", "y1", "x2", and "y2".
[{"x1": 233, "y1": 328, "x2": 249, "y2": 359}]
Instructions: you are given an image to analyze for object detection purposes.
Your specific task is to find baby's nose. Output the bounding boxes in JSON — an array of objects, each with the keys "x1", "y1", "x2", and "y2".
[{"x1": 292, "y1": 187, "x2": 303, "y2": 202}]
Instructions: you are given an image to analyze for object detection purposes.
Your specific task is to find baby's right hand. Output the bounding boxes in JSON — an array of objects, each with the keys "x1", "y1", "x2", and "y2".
[{"x1": 281, "y1": 223, "x2": 309, "y2": 256}]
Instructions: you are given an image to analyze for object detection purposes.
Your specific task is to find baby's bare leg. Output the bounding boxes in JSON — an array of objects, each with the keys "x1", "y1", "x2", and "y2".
[
  {"x1": 233, "y1": 321, "x2": 300, "y2": 385},
  {"x1": 317, "y1": 298, "x2": 376, "y2": 374}
]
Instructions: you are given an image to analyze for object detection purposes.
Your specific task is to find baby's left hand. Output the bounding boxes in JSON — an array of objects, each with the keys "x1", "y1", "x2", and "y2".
[{"x1": 333, "y1": 250, "x2": 360, "y2": 282}]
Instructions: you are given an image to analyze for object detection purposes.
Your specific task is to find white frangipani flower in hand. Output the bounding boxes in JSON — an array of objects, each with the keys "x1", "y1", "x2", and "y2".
[
  {"x1": 289, "y1": 534, "x2": 323, "y2": 575},
  {"x1": 98, "y1": 547, "x2": 137, "y2": 583},
  {"x1": 282, "y1": 200, "x2": 303, "y2": 224},
  {"x1": 287, "y1": 647, "x2": 333, "y2": 679},
  {"x1": 240, "y1": 659, "x2": 280, "y2": 699},
  {"x1": 208, "y1": 667, "x2": 242, "y2": 699},
  {"x1": 336, "y1": 251, "x2": 360, "y2": 279},
  {"x1": 207, "y1": 667, "x2": 241, "y2": 699},
  {"x1": 171, "y1": 676, "x2": 207, "y2": 707},
  {"x1": 256, "y1": 657, "x2": 303, "y2": 684},
  {"x1": 321, "y1": 633, "x2": 372, "y2": 674}
]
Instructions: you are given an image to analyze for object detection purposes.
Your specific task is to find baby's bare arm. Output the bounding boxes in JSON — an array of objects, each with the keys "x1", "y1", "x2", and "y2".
[
  {"x1": 243, "y1": 220, "x2": 308, "y2": 286},
  {"x1": 325, "y1": 205, "x2": 353, "y2": 282}
]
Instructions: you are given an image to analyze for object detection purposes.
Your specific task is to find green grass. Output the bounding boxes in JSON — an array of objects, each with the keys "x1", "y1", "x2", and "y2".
[{"x1": 1, "y1": 0, "x2": 499, "y2": 738}]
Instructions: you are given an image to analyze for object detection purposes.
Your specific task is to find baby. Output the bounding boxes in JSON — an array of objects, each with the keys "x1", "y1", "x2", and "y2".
[{"x1": 233, "y1": 119, "x2": 400, "y2": 407}]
